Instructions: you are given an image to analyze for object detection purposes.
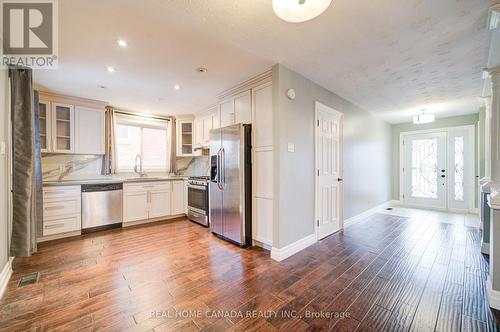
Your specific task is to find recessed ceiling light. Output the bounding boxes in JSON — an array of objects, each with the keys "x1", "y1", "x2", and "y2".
[
  {"x1": 196, "y1": 67, "x2": 207, "y2": 73},
  {"x1": 106, "y1": 66, "x2": 115, "y2": 73},
  {"x1": 117, "y1": 39, "x2": 128, "y2": 48},
  {"x1": 174, "y1": 84, "x2": 181, "y2": 90},
  {"x1": 273, "y1": 0, "x2": 332, "y2": 23}
]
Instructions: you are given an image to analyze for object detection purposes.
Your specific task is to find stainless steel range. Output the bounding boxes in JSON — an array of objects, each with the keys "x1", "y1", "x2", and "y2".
[{"x1": 187, "y1": 176, "x2": 209, "y2": 226}]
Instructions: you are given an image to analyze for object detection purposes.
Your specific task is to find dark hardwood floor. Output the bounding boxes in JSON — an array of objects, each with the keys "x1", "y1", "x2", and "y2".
[{"x1": 1, "y1": 210, "x2": 499, "y2": 331}]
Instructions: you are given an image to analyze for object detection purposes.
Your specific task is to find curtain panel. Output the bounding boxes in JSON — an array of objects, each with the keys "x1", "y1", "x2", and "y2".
[
  {"x1": 9, "y1": 67, "x2": 38, "y2": 257},
  {"x1": 103, "y1": 106, "x2": 117, "y2": 175}
]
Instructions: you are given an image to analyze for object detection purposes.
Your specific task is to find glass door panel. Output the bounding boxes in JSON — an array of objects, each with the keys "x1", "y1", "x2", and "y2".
[
  {"x1": 52, "y1": 103, "x2": 74, "y2": 153},
  {"x1": 38, "y1": 101, "x2": 50, "y2": 152},
  {"x1": 403, "y1": 132, "x2": 447, "y2": 209}
]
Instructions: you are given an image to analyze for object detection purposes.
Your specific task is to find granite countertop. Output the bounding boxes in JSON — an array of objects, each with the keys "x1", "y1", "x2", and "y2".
[{"x1": 43, "y1": 175, "x2": 189, "y2": 186}]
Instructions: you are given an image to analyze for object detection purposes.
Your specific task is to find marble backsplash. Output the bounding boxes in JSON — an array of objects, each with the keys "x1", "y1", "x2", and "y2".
[
  {"x1": 42, "y1": 154, "x2": 104, "y2": 181},
  {"x1": 176, "y1": 156, "x2": 210, "y2": 176},
  {"x1": 42, "y1": 153, "x2": 210, "y2": 181}
]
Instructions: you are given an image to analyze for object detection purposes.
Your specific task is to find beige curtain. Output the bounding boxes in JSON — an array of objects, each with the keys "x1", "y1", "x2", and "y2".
[
  {"x1": 103, "y1": 106, "x2": 117, "y2": 174},
  {"x1": 170, "y1": 117, "x2": 177, "y2": 174}
]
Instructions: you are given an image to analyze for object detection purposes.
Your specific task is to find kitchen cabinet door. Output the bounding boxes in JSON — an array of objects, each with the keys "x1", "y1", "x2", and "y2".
[
  {"x1": 123, "y1": 192, "x2": 149, "y2": 222},
  {"x1": 38, "y1": 100, "x2": 51, "y2": 152},
  {"x1": 219, "y1": 99, "x2": 234, "y2": 128},
  {"x1": 149, "y1": 190, "x2": 171, "y2": 219},
  {"x1": 194, "y1": 118, "x2": 204, "y2": 147},
  {"x1": 212, "y1": 112, "x2": 220, "y2": 130},
  {"x1": 171, "y1": 181, "x2": 185, "y2": 215},
  {"x1": 75, "y1": 106, "x2": 105, "y2": 155},
  {"x1": 234, "y1": 91, "x2": 252, "y2": 124},
  {"x1": 203, "y1": 116, "x2": 212, "y2": 143},
  {"x1": 51, "y1": 103, "x2": 75, "y2": 153},
  {"x1": 177, "y1": 120, "x2": 194, "y2": 156}
]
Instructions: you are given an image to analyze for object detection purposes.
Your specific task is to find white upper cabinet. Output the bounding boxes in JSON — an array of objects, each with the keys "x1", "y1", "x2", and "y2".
[
  {"x1": 177, "y1": 120, "x2": 194, "y2": 156},
  {"x1": 75, "y1": 106, "x2": 105, "y2": 155},
  {"x1": 212, "y1": 112, "x2": 220, "y2": 130},
  {"x1": 38, "y1": 100, "x2": 51, "y2": 153},
  {"x1": 51, "y1": 103, "x2": 75, "y2": 153},
  {"x1": 218, "y1": 90, "x2": 252, "y2": 128},
  {"x1": 234, "y1": 91, "x2": 252, "y2": 124},
  {"x1": 37, "y1": 93, "x2": 106, "y2": 155},
  {"x1": 219, "y1": 99, "x2": 234, "y2": 128}
]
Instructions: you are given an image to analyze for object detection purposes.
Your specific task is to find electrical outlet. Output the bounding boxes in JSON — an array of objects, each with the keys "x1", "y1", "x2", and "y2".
[
  {"x1": 287, "y1": 143, "x2": 295, "y2": 153},
  {"x1": 0, "y1": 141, "x2": 6, "y2": 155}
]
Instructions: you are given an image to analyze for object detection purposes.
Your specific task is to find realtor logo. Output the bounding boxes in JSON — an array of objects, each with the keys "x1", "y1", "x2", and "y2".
[{"x1": 1, "y1": 0, "x2": 58, "y2": 68}]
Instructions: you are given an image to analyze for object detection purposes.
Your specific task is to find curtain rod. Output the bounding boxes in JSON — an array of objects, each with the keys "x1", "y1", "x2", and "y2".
[{"x1": 112, "y1": 108, "x2": 171, "y2": 121}]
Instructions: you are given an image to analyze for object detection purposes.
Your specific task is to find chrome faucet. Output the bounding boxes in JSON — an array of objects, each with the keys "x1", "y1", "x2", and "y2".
[{"x1": 134, "y1": 154, "x2": 146, "y2": 177}]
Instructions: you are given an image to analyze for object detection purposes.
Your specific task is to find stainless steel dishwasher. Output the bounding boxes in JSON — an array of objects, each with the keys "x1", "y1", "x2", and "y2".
[{"x1": 81, "y1": 183, "x2": 123, "y2": 231}]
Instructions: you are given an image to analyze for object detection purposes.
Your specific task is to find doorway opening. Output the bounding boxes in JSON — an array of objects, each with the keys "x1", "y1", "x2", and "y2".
[{"x1": 400, "y1": 126, "x2": 475, "y2": 213}]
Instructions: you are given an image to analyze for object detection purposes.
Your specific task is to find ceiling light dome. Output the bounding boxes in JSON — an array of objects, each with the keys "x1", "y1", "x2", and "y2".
[{"x1": 273, "y1": 0, "x2": 332, "y2": 23}]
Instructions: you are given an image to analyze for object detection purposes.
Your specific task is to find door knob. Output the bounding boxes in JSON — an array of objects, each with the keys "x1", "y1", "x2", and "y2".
[{"x1": 337, "y1": 178, "x2": 343, "y2": 182}]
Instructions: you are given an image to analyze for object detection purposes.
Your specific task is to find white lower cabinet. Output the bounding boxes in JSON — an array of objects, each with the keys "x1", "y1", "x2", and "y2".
[
  {"x1": 149, "y1": 190, "x2": 172, "y2": 219},
  {"x1": 123, "y1": 180, "x2": 185, "y2": 223},
  {"x1": 171, "y1": 180, "x2": 185, "y2": 215},
  {"x1": 123, "y1": 191, "x2": 149, "y2": 222},
  {"x1": 42, "y1": 185, "x2": 82, "y2": 237}
]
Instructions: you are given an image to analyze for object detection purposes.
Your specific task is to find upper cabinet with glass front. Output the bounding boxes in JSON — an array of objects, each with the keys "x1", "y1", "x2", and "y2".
[
  {"x1": 37, "y1": 92, "x2": 105, "y2": 155},
  {"x1": 176, "y1": 120, "x2": 194, "y2": 156},
  {"x1": 38, "y1": 100, "x2": 51, "y2": 152},
  {"x1": 51, "y1": 103, "x2": 75, "y2": 153}
]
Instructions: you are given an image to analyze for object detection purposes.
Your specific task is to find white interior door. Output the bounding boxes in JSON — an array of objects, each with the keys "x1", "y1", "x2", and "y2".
[
  {"x1": 403, "y1": 132, "x2": 447, "y2": 209},
  {"x1": 315, "y1": 102, "x2": 343, "y2": 240}
]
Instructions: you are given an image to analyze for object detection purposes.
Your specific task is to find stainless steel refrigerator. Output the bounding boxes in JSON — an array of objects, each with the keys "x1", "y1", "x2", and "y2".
[{"x1": 209, "y1": 123, "x2": 252, "y2": 247}]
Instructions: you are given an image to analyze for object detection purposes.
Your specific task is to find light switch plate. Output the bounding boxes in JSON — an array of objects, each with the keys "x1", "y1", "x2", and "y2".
[
  {"x1": 287, "y1": 143, "x2": 295, "y2": 153},
  {"x1": 0, "y1": 141, "x2": 6, "y2": 155}
]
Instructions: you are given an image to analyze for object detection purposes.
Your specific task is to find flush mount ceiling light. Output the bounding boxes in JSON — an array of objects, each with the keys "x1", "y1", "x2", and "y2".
[
  {"x1": 273, "y1": 0, "x2": 332, "y2": 23},
  {"x1": 117, "y1": 39, "x2": 128, "y2": 48},
  {"x1": 106, "y1": 66, "x2": 115, "y2": 73},
  {"x1": 413, "y1": 110, "x2": 435, "y2": 124},
  {"x1": 174, "y1": 84, "x2": 181, "y2": 90},
  {"x1": 489, "y1": 4, "x2": 500, "y2": 30},
  {"x1": 196, "y1": 67, "x2": 207, "y2": 73}
]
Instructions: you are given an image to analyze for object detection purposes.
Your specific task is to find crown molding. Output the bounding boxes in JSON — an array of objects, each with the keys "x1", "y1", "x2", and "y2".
[
  {"x1": 217, "y1": 69, "x2": 272, "y2": 100},
  {"x1": 36, "y1": 88, "x2": 108, "y2": 109}
]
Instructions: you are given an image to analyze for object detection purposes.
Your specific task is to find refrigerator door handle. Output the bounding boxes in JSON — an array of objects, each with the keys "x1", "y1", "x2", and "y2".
[
  {"x1": 221, "y1": 148, "x2": 225, "y2": 189},
  {"x1": 217, "y1": 148, "x2": 223, "y2": 190}
]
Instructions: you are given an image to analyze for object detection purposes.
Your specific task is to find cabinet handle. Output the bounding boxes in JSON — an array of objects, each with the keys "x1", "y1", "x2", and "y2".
[
  {"x1": 45, "y1": 223, "x2": 64, "y2": 229},
  {"x1": 45, "y1": 206, "x2": 65, "y2": 211}
]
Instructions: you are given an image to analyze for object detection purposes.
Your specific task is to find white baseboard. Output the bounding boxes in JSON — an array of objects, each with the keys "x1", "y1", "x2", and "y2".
[
  {"x1": 487, "y1": 278, "x2": 500, "y2": 310},
  {"x1": 271, "y1": 234, "x2": 316, "y2": 262},
  {"x1": 344, "y1": 200, "x2": 400, "y2": 228},
  {"x1": 252, "y1": 238, "x2": 272, "y2": 251},
  {"x1": 482, "y1": 242, "x2": 490, "y2": 255},
  {"x1": 0, "y1": 257, "x2": 13, "y2": 299}
]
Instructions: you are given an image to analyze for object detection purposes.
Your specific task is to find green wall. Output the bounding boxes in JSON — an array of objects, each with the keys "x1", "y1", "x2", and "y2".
[{"x1": 391, "y1": 113, "x2": 481, "y2": 205}]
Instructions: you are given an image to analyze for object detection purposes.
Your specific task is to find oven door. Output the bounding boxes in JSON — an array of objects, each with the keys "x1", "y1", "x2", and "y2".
[{"x1": 188, "y1": 184, "x2": 208, "y2": 215}]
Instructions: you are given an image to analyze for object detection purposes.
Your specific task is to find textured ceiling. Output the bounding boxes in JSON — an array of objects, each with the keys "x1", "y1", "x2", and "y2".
[{"x1": 34, "y1": 0, "x2": 492, "y2": 123}]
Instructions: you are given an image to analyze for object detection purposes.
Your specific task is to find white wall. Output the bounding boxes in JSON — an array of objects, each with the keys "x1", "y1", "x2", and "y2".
[
  {"x1": 272, "y1": 64, "x2": 392, "y2": 248},
  {"x1": 0, "y1": 69, "x2": 10, "y2": 271}
]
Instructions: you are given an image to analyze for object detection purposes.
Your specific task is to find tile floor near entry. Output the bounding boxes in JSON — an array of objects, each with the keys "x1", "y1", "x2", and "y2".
[{"x1": 0, "y1": 208, "x2": 499, "y2": 331}]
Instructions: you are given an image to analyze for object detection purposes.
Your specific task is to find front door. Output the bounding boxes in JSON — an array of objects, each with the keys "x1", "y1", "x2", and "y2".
[
  {"x1": 402, "y1": 127, "x2": 474, "y2": 211},
  {"x1": 403, "y1": 132, "x2": 447, "y2": 209},
  {"x1": 315, "y1": 102, "x2": 343, "y2": 240}
]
